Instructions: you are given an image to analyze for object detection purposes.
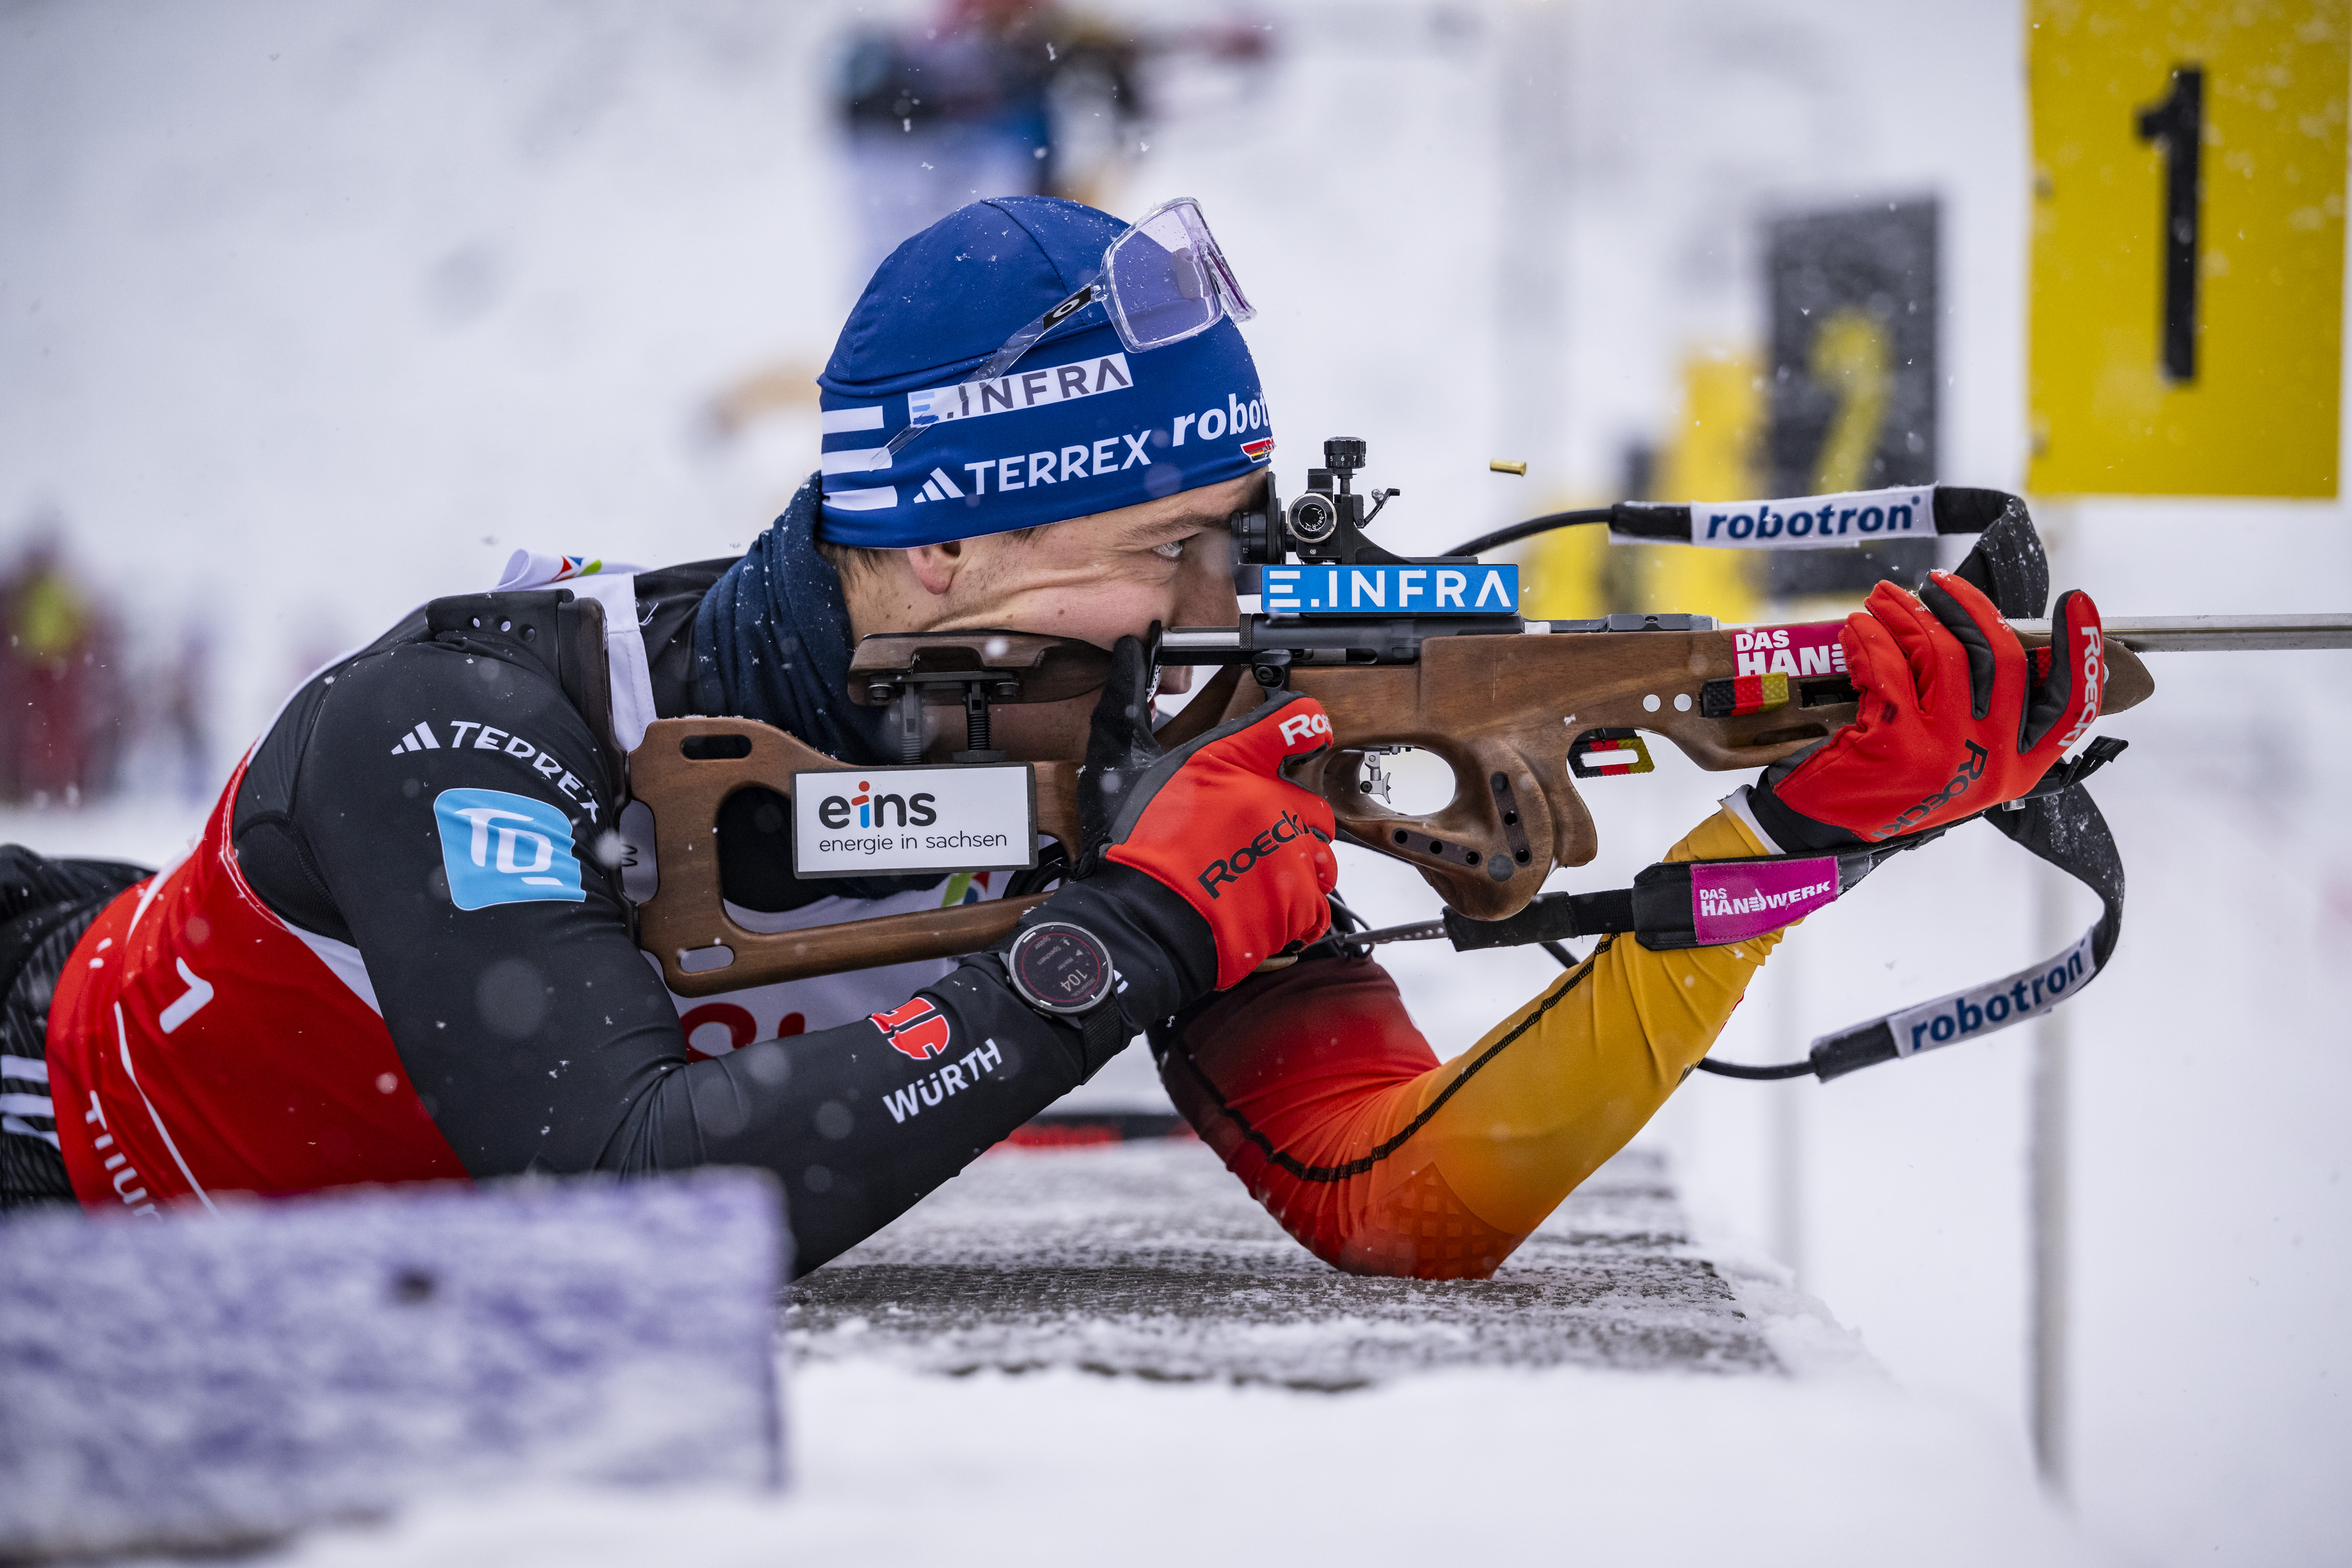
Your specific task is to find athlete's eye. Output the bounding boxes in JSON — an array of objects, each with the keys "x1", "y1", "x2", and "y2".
[{"x1": 1151, "y1": 539, "x2": 1187, "y2": 561}]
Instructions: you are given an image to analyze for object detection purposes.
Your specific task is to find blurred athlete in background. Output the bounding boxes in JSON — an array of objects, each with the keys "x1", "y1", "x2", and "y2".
[
  {"x1": 837, "y1": 0, "x2": 1270, "y2": 275},
  {"x1": 0, "y1": 528, "x2": 127, "y2": 808},
  {"x1": 706, "y1": 4, "x2": 1268, "y2": 445}
]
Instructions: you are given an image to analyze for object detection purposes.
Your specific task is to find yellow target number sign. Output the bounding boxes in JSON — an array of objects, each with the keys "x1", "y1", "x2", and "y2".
[{"x1": 2028, "y1": 1, "x2": 2349, "y2": 497}]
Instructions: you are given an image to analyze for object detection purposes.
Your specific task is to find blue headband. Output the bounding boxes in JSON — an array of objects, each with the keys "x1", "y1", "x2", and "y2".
[{"x1": 816, "y1": 197, "x2": 1272, "y2": 547}]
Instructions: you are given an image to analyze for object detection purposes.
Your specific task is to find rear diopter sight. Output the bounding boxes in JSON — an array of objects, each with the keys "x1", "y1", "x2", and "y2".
[{"x1": 1285, "y1": 491, "x2": 1341, "y2": 543}]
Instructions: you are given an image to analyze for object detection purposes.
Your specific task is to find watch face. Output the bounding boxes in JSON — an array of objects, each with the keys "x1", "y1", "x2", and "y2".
[{"x1": 1010, "y1": 924, "x2": 1113, "y2": 1015}]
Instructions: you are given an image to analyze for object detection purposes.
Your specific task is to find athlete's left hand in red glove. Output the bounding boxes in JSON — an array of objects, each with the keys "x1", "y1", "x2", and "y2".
[{"x1": 1749, "y1": 570, "x2": 2104, "y2": 850}]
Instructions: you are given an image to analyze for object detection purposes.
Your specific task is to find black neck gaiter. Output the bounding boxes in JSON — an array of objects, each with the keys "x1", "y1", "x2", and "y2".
[{"x1": 692, "y1": 476, "x2": 893, "y2": 764}]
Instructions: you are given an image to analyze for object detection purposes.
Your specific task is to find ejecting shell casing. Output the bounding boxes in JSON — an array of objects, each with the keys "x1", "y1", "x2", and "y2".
[{"x1": 1489, "y1": 460, "x2": 1528, "y2": 476}]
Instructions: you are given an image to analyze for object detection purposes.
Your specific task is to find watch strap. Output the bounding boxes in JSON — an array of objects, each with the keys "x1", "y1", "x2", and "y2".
[{"x1": 1078, "y1": 1003, "x2": 1127, "y2": 1066}]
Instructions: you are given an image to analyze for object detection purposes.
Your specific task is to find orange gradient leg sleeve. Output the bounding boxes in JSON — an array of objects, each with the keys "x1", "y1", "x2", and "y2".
[{"x1": 1154, "y1": 807, "x2": 1786, "y2": 1280}]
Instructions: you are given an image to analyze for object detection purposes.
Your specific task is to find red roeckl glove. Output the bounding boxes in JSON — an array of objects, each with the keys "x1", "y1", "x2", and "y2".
[
  {"x1": 1078, "y1": 641, "x2": 1338, "y2": 989},
  {"x1": 1750, "y1": 570, "x2": 2104, "y2": 848}
]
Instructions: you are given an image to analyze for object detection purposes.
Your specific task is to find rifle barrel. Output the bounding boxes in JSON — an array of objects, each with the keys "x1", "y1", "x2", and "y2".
[
  {"x1": 2008, "y1": 613, "x2": 2352, "y2": 652},
  {"x1": 1163, "y1": 614, "x2": 2352, "y2": 659}
]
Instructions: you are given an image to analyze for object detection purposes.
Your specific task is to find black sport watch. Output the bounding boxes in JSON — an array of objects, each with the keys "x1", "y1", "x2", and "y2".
[
  {"x1": 1005, "y1": 921, "x2": 1115, "y2": 1014},
  {"x1": 1003, "y1": 921, "x2": 1124, "y2": 1059}
]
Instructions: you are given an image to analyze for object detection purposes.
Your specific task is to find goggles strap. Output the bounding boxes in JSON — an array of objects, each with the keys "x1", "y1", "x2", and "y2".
[{"x1": 880, "y1": 199, "x2": 1245, "y2": 466}]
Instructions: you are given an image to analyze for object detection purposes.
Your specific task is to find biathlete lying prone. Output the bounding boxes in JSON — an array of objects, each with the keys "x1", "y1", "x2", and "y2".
[{"x1": 0, "y1": 196, "x2": 2104, "y2": 1279}]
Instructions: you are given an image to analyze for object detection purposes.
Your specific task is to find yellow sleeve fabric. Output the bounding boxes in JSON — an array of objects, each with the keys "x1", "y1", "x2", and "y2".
[{"x1": 1395, "y1": 805, "x2": 1783, "y2": 1239}]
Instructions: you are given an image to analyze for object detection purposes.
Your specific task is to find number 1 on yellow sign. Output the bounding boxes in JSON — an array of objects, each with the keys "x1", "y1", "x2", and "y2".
[{"x1": 2027, "y1": 1, "x2": 2348, "y2": 498}]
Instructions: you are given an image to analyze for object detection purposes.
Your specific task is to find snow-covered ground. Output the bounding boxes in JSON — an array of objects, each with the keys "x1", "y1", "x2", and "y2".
[
  {"x1": 274, "y1": 1357, "x2": 2109, "y2": 1568},
  {"x1": 269, "y1": 1143, "x2": 2114, "y2": 1568},
  {"x1": 7, "y1": 1, "x2": 2352, "y2": 1561}
]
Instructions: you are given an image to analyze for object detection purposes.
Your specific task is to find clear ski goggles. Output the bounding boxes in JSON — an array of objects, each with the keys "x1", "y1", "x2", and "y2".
[{"x1": 878, "y1": 197, "x2": 1254, "y2": 464}]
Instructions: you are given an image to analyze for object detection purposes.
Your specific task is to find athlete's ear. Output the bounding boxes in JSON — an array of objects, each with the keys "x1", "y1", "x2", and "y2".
[{"x1": 904, "y1": 539, "x2": 968, "y2": 598}]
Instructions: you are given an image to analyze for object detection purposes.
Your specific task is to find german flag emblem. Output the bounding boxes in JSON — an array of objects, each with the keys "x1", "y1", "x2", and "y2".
[
  {"x1": 1568, "y1": 728, "x2": 1656, "y2": 778},
  {"x1": 1699, "y1": 673, "x2": 1790, "y2": 718}
]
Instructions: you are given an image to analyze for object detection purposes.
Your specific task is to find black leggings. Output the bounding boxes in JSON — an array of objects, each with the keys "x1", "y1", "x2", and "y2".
[{"x1": 1, "y1": 847, "x2": 148, "y2": 1210}]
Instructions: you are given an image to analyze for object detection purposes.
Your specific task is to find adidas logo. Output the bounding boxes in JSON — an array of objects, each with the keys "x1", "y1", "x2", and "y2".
[
  {"x1": 909, "y1": 467, "x2": 968, "y2": 505},
  {"x1": 386, "y1": 720, "x2": 603, "y2": 823}
]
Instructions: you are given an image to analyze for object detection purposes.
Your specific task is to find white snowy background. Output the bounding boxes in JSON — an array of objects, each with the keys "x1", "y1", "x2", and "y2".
[{"x1": 5, "y1": 1, "x2": 2349, "y2": 1563}]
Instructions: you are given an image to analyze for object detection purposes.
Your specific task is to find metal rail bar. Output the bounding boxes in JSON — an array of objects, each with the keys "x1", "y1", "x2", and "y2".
[{"x1": 2006, "y1": 613, "x2": 2352, "y2": 651}]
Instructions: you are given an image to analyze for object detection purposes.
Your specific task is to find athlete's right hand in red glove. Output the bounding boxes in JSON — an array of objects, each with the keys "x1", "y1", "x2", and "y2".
[
  {"x1": 1008, "y1": 634, "x2": 1337, "y2": 1029},
  {"x1": 1749, "y1": 571, "x2": 2104, "y2": 850},
  {"x1": 1084, "y1": 635, "x2": 1337, "y2": 988}
]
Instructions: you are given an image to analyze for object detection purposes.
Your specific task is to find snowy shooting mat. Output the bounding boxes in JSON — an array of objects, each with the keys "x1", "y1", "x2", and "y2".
[
  {"x1": 0, "y1": 1172, "x2": 784, "y2": 1560},
  {"x1": 790, "y1": 1140, "x2": 1780, "y2": 1387}
]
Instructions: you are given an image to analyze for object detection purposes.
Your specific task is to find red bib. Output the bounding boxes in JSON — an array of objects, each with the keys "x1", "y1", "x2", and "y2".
[{"x1": 47, "y1": 760, "x2": 466, "y2": 1215}]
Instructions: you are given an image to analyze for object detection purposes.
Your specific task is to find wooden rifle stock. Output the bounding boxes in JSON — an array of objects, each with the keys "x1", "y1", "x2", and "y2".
[
  {"x1": 1251, "y1": 624, "x2": 2152, "y2": 921},
  {"x1": 628, "y1": 719, "x2": 1076, "y2": 996}
]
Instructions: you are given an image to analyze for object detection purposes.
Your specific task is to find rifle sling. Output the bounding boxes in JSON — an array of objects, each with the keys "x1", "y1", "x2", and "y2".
[{"x1": 1436, "y1": 737, "x2": 2129, "y2": 1083}]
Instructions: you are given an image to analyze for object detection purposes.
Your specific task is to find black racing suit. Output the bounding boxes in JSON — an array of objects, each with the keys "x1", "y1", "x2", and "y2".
[{"x1": 21, "y1": 559, "x2": 1203, "y2": 1268}]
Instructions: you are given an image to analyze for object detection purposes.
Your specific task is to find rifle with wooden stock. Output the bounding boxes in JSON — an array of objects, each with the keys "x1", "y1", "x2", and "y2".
[{"x1": 622, "y1": 436, "x2": 2348, "y2": 1075}]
